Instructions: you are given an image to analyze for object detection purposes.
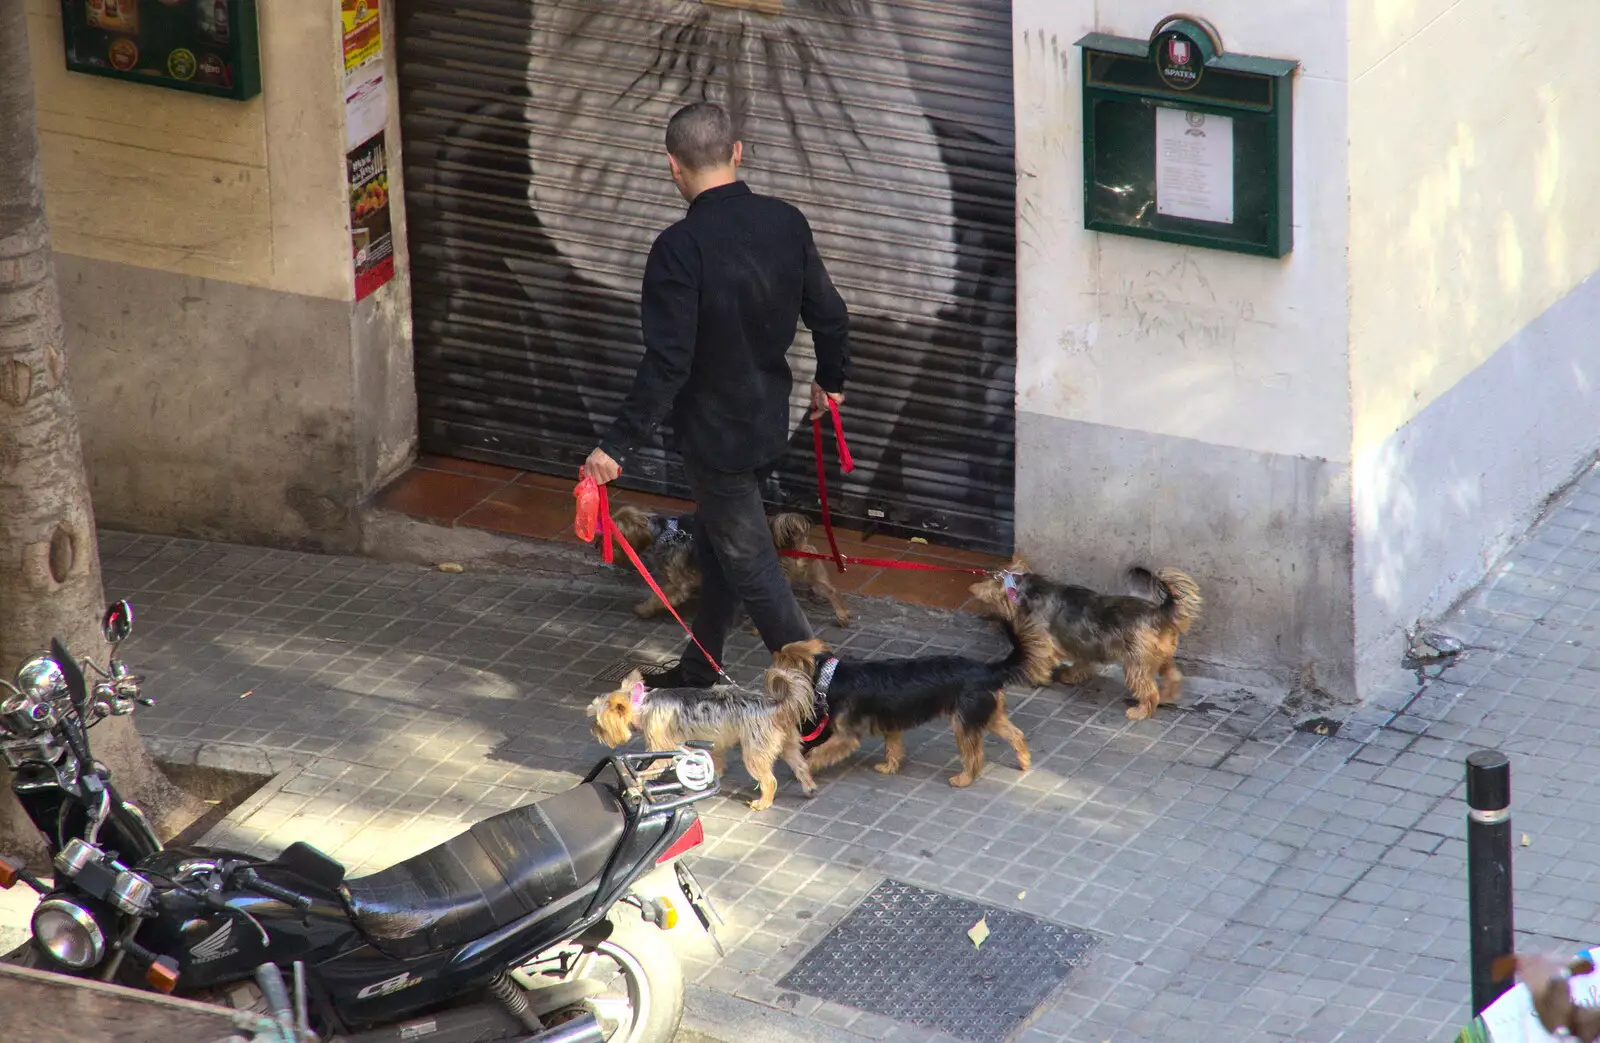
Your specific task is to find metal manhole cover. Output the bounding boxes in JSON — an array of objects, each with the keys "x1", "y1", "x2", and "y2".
[
  {"x1": 779, "y1": 879, "x2": 1097, "y2": 1043},
  {"x1": 590, "y1": 657, "x2": 677, "y2": 683}
]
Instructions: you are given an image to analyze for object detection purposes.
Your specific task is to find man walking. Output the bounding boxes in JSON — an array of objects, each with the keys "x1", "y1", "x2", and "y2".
[{"x1": 582, "y1": 101, "x2": 852, "y2": 688}]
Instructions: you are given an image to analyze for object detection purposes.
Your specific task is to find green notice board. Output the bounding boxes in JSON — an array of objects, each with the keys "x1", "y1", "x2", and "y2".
[
  {"x1": 59, "y1": 0, "x2": 261, "y2": 101},
  {"x1": 1077, "y1": 18, "x2": 1298, "y2": 258}
]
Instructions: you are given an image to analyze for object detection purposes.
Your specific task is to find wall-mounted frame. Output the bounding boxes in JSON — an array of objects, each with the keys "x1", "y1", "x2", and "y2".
[
  {"x1": 1077, "y1": 16, "x2": 1298, "y2": 258},
  {"x1": 59, "y1": 0, "x2": 262, "y2": 101}
]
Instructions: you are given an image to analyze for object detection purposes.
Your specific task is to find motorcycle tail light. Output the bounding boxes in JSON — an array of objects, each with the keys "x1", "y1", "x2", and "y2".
[
  {"x1": 32, "y1": 897, "x2": 105, "y2": 969},
  {"x1": 656, "y1": 817, "x2": 704, "y2": 865}
]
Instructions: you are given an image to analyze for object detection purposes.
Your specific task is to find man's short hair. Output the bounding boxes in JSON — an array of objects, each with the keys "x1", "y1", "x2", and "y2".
[{"x1": 665, "y1": 102, "x2": 736, "y2": 171}]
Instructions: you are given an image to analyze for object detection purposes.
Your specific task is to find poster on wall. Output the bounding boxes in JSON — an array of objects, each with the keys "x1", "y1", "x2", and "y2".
[
  {"x1": 342, "y1": 0, "x2": 382, "y2": 82},
  {"x1": 345, "y1": 73, "x2": 388, "y2": 149},
  {"x1": 348, "y1": 131, "x2": 394, "y2": 300},
  {"x1": 1155, "y1": 106, "x2": 1235, "y2": 224}
]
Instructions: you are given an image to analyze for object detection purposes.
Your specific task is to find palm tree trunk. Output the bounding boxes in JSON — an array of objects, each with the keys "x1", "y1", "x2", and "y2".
[{"x1": 0, "y1": 0, "x2": 201, "y2": 863}]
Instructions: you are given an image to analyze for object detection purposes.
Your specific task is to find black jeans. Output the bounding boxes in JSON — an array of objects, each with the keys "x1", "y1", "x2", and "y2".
[{"x1": 675, "y1": 456, "x2": 814, "y2": 685}]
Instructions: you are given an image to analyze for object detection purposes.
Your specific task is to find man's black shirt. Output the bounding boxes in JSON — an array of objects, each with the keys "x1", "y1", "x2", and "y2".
[{"x1": 599, "y1": 181, "x2": 851, "y2": 474}]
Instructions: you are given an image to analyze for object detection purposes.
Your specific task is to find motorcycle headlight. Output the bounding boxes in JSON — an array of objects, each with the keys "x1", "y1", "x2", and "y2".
[
  {"x1": 16, "y1": 656, "x2": 67, "y2": 702},
  {"x1": 31, "y1": 897, "x2": 105, "y2": 969}
]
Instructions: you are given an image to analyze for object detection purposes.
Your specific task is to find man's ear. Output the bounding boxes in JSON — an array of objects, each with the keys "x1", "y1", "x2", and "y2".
[
  {"x1": 668, "y1": 153, "x2": 682, "y2": 179},
  {"x1": 730, "y1": 140, "x2": 744, "y2": 169}
]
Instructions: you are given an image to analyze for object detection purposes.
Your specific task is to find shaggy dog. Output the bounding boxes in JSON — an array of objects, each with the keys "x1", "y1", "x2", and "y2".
[
  {"x1": 587, "y1": 669, "x2": 816, "y2": 810},
  {"x1": 968, "y1": 557, "x2": 1202, "y2": 720},
  {"x1": 610, "y1": 505, "x2": 850, "y2": 626},
  {"x1": 766, "y1": 616, "x2": 1054, "y2": 788}
]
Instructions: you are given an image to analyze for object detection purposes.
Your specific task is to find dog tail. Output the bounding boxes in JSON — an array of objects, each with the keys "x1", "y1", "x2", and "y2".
[
  {"x1": 1129, "y1": 566, "x2": 1203, "y2": 634},
  {"x1": 994, "y1": 615, "x2": 1058, "y2": 688},
  {"x1": 769, "y1": 512, "x2": 813, "y2": 551}
]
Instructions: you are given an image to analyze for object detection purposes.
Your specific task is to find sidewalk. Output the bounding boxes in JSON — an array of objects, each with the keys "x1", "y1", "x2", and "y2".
[{"x1": 82, "y1": 464, "x2": 1600, "y2": 1041}]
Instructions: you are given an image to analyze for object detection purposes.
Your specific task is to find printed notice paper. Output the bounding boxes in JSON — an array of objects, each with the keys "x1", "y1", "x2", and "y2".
[{"x1": 1155, "y1": 106, "x2": 1235, "y2": 225}]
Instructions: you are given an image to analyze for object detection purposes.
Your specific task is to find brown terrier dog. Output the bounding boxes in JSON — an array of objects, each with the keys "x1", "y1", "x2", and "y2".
[
  {"x1": 609, "y1": 506, "x2": 851, "y2": 626},
  {"x1": 586, "y1": 669, "x2": 817, "y2": 810},
  {"x1": 968, "y1": 557, "x2": 1203, "y2": 721},
  {"x1": 766, "y1": 615, "x2": 1053, "y2": 788}
]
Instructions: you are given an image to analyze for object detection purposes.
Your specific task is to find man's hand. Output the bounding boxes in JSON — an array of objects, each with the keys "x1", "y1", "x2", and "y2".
[
  {"x1": 583, "y1": 447, "x2": 621, "y2": 485},
  {"x1": 810, "y1": 382, "x2": 844, "y2": 420}
]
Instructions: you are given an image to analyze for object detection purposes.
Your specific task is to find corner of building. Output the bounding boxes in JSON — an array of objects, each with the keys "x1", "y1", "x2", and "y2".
[
  {"x1": 33, "y1": 0, "x2": 417, "y2": 553},
  {"x1": 1348, "y1": 2, "x2": 1600, "y2": 693},
  {"x1": 1012, "y1": 1, "x2": 1357, "y2": 697}
]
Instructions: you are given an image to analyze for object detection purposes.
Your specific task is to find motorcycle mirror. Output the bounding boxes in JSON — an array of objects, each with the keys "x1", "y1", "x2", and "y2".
[
  {"x1": 102, "y1": 600, "x2": 134, "y2": 646},
  {"x1": 49, "y1": 638, "x2": 89, "y2": 710}
]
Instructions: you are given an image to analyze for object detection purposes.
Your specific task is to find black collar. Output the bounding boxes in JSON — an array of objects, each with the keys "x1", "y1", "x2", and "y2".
[{"x1": 688, "y1": 181, "x2": 751, "y2": 211}]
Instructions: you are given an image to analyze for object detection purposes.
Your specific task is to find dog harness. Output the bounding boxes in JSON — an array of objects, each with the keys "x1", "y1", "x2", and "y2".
[
  {"x1": 801, "y1": 656, "x2": 839, "y2": 743},
  {"x1": 656, "y1": 516, "x2": 692, "y2": 546}
]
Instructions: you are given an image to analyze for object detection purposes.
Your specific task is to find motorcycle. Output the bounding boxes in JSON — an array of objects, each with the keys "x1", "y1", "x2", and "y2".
[{"x1": 0, "y1": 600, "x2": 726, "y2": 1043}]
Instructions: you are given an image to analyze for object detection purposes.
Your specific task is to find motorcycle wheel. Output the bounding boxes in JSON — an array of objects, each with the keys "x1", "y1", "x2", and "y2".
[{"x1": 526, "y1": 908, "x2": 684, "y2": 1043}]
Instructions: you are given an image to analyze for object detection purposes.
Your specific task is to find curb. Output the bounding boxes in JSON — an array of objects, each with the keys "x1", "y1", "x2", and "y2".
[
  {"x1": 146, "y1": 736, "x2": 307, "y2": 780},
  {"x1": 682, "y1": 984, "x2": 879, "y2": 1043}
]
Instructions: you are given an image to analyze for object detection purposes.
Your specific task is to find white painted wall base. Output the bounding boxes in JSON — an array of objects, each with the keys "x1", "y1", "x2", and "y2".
[{"x1": 1354, "y1": 270, "x2": 1600, "y2": 682}]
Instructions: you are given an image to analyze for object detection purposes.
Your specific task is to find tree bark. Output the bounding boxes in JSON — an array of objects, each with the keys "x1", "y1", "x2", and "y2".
[{"x1": 0, "y1": 0, "x2": 201, "y2": 864}]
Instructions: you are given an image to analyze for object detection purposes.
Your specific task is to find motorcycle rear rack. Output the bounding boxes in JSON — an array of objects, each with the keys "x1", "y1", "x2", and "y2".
[{"x1": 584, "y1": 746, "x2": 718, "y2": 815}]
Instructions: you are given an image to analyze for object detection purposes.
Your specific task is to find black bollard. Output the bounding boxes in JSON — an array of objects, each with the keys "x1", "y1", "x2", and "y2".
[{"x1": 1466, "y1": 749, "x2": 1514, "y2": 1016}]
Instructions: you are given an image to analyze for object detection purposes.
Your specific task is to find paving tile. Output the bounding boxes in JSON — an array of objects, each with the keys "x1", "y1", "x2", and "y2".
[{"x1": 95, "y1": 467, "x2": 1600, "y2": 1043}]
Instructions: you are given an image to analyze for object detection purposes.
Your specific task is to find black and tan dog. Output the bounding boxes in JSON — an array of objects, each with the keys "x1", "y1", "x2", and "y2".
[
  {"x1": 767, "y1": 616, "x2": 1054, "y2": 788},
  {"x1": 968, "y1": 557, "x2": 1202, "y2": 721},
  {"x1": 586, "y1": 669, "x2": 817, "y2": 810},
  {"x1": 610, "y1": 505, "x2": 851, "y2": 626}
]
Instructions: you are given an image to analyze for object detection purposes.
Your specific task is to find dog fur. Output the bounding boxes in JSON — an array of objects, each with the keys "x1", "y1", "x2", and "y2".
[
  {"x1": 767, "y1": 616, "x2": 1054, "y2": 788},
  {"x1": 968, "y1": 557, "x2": 1202, "y2": 721},
  {"x1": 586, "y1": 669, "x2": 816, "y2": 810},
  {"x1": 609, "y1": 505, "x2": 851, "y2": 627}
]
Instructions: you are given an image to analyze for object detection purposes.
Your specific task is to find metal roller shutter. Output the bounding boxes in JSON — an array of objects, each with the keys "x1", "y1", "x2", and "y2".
[{"x1": 395, "y1": 0, "x2": 1016, "y2": 552}]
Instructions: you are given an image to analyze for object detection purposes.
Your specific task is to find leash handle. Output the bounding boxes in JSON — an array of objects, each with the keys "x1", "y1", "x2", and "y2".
[
  {"x1": 580, "y1": 474, "x2": 729, "y2": 682},
  {"x1": 812, "y1": 415, "x2": 847, "y2": 574},
  {"x1": 827, "y1": 398, "x2": 854, "y2": 473}
]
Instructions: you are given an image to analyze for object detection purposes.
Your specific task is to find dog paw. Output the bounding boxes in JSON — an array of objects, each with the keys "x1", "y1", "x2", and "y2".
[
  {"x1": 747, "y1": 798, "x2": 774, "y2": 811},
  {"x1": 948, "y1": 772, "x2": 975, "y2": 788},
  {"x1": 1017, "y1": 757, "x2": 1032, "y2": 773},
  {"x1": 1125, "y1": 705, "x2": 1153, "y2": 721},
  {"x1": 872, "y1": 761, "x2": 900, "y2": 775}
]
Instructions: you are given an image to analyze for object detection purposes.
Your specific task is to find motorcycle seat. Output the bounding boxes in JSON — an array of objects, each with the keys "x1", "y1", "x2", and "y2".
[{"x1": 342, "y1": 782, "x2": 625, "y2": 958}]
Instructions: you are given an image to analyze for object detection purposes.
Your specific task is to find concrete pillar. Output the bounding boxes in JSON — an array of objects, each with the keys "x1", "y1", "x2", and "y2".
[{"x1": 26, "y1": 0, "x2": 415, "y2": 551}]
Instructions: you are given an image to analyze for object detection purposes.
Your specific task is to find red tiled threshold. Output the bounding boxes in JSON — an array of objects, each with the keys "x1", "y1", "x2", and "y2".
[{"x1": 376, "y1": 458, "x2": 1007, "y2": 613}]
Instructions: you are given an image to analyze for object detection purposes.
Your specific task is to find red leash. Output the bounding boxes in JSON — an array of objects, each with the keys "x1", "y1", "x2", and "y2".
[
  {"x1": 812, "y1": 402, "x2": 850, "y2": 573},
  {"x1": 576, "y1": 476, "x2": 730, "y2": 682},
  {"x1": 792, "y1": 401, "x2": 988, "y2": 576}
]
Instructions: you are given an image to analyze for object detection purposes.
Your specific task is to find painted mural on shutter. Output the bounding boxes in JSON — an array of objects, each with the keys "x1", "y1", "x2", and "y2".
[{"x1": 397, "y1": 0, "x2": 1015, "y2": 552}]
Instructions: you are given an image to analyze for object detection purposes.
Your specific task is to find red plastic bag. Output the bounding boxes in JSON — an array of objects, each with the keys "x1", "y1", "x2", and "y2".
[{"x1": 574, "y1": 475, "x2": 600, "y2": 542}]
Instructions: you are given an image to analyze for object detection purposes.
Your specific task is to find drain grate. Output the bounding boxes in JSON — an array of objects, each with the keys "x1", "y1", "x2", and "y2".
[
  {"x1": 779, "y1": 879, "x2": 1097, "y2": 1043},
  {"x1": 590, "y1": 657, "x2": 678, "y2": 684}
]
